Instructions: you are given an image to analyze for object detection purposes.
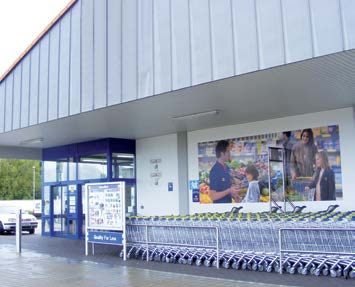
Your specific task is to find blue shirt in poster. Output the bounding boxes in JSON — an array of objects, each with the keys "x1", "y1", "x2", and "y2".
[{"x1": 209, "y1": 161, "x2": 232, "y2": 203}]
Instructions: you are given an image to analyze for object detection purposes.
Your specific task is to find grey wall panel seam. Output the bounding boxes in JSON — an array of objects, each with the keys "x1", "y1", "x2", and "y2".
[
  {"x1": 92, "y1": 0, "x2": 95, "y2": 110},
  {"x1": 208, "y1": 0, "x2": 214, "y2": 80},
  {"x1": 254, "y1": 0, "x2": 261, "y2": 69},
  {"x1": 57, "y1": 20, "x2": 62, "y2": 119},
  {"x1": 169, "y1": 0, "x2": 173, "y2": 90},
  {"x1": 120, "y1": 0, "x2": 123, "y2": 104},
  {"x1": 279, "y1": 0, "x2": 287, "y2": 64},
  {"x1": 28, "y1": 54, "x2": 32, "y2": 126},
  {"x1": 338, "y1": 0, "x2": 347, "y2": 50},
  {"x1": 106, "y1": 0, "x2": 108, "y2": 107},
  {"x1": 152, "y1": 0, "x2": 155, "y2": 95},
  {"x1": 80, "y1": 0, "x2": 83, "y2": 113},
  {"x1": 47, "y1": 32, "x2": 51, "y2": 122},
  {"x1": 229, "y1": 0, "x2": 237, "y2": 76},
  {"x1": 16, "y1": 64, "x2": 21, "y2": 130},
  {"x1": 187, "y1": 0, "x2": 193, "y2": 86},
  {"x1": 37, "y1": 42, "x2": 41, "y2": 124},
  {"x1": 136, "y1": 0, "x2": 139, "y2": 100},
  {"x1": 68, "y1": 9, "x2": 72, "y2": 116},
  {"x1": 307, "y1": 0, "x2": 316, "y2": 57},
  {"x1": 3, "y1": 81, "x2": 6, "y2": 131}
]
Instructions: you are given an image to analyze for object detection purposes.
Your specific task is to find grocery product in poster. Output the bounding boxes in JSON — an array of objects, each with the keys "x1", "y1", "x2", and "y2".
[
  {"x1": 198, "y1": 125, "x2": 342, "y2": 204},
  {"x1": 87, "y1": 182, "x2": 125, "y2": 230}
]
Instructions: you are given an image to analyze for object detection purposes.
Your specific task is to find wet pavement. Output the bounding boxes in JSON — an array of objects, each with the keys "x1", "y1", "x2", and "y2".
[{"x1": 0, "y1": 233, "x2": 354, "y2": 287}]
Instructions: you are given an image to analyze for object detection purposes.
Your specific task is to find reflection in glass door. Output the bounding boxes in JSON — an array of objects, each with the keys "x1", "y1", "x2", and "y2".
[{"x1": 53, "y1": 186, "x2": 68, "y2": 235}]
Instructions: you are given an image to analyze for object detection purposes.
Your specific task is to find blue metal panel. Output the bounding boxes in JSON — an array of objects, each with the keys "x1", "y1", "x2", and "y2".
[
  {"x1": 107, "y1": 0, "x2": 122, "y2": 106},
  {"x1": 48, "y1": 24, "x2": 60, "y2": 121},
  {"x1": 93, "y1": 0, "x2": 107, "y2": 109},
  {"x1": 171, "y1": 0, "x2": 191, "y2": 90},
  {"x1": 341, "y1": 0, "x2": 355, "y2": 49},
  {"x1": 70, "y1": 2, "x2": 81, "y2": 116},
  {"x1": 256, "y1": 0, "x2": 285, "y2": 69},
  {"x1": 29, "y1": 46, "x2": 40, "y2": 126},
  {"x1": 210, "y1": 0, "x2": 235, "y2": 80},
  {"x1": 0, "y1": 81, "x2": 5, "y2": 132},
  {"x1": 122, "y1": 0, "x2": 138, "y2": 102},
  {"x1": 21, "y1": 56, "x2": 30, "y2": 128},
  {"x1": 12, "y1": 65, "x2": 22, "y2": 130},
  {"x1": 281, "y1": 0, "x2": 313, "y2": 63},
  {"x1": 310, "y1": 0, "x2": 343, "y2": 56},
  {"x1": 38, "y1": 35, "x2": 50, "y2": 123},
  {"x1": 81, "y1": 0, "x2": 94, "y2": 112},
  {"x1": 59, "y1": 13, "x2": 71, "y2": 119},
  {"x1": 190, "y1": 0, "x2": 213, "y2": 85},
  {"x1": 138, "y1": 0, "x2": 154, "y2": 99},
  {"x1": 154, "y1": 0, "x2": 172, "y2": 94},
  {"x1": 5, "y1": 73, "x2": 13, "y2": 132},
  {"x1": 232, "y1": 0, "x2": 259, "y2": 74}
]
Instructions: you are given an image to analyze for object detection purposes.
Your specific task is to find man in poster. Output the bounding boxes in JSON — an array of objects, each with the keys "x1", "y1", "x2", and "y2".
[{"x1": 209, "y1": 140, "x2": 239, "y2": 203}]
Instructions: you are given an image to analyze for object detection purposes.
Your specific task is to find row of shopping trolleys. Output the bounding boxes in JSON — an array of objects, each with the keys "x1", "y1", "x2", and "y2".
[{"x1": 120, "y1": 244, "x2": 355, "y2": 279}]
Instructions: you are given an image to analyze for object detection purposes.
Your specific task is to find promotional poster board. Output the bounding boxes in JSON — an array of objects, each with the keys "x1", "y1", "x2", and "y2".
[
  {"x1": 198, "y1": 125, "x2": 342, "y2": 204},
  {"x1": 85, "y1": 182, "x2": 126, "y2": 259}
]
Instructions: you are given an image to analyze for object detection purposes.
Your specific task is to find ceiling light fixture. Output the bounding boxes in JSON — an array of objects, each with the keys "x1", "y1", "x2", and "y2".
[
  {"x1": 172, "y1": 110, "x2": 220, "y2": 121},
  {"x1": 20, "y1": 137, "x2": 44, "y2": 145}
]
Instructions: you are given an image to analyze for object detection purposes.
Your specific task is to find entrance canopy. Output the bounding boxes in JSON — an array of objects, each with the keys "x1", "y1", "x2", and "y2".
[{"x1": 0, "y1": 49, "x2": 354, "y2": 158}]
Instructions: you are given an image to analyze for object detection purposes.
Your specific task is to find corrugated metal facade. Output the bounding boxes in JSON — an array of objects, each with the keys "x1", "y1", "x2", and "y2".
[{"x1": 0, "y1": 0, "x2": 354, "y2": 134}]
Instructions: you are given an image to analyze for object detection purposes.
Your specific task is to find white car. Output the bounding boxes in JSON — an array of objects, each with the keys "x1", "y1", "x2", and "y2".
[{"x1": 0, "y1": 206, "x2": 38, "y2": 235}]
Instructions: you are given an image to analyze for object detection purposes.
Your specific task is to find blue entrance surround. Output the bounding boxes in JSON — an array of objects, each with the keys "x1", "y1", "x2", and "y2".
[{"x1": 41, "y1": 138, "x2": 136, "y2": 239}]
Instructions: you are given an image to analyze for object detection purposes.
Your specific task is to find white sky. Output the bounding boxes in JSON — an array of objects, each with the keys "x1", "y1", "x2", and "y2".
[{"x1": 0, "y1": 0, "x2": 71, "y2": 77}]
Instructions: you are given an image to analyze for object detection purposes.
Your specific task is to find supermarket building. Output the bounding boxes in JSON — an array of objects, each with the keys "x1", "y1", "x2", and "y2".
[{"x1": 0, "y1": 0, "x2": 355, "y2": 239}]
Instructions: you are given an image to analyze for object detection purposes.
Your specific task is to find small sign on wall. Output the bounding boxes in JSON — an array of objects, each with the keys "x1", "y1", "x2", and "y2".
[
  {"x1": 168, "y1": 182, "x2": 173, "y2": 192},
  {"x1": 150, "y1": 158, "x2": 162, "y2": 185},
  {"x1": 190, "y1": 180, "x2": 200, "y2": 202}
]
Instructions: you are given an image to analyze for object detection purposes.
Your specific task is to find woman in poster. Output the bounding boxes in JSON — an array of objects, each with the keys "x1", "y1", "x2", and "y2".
[
  {"x1": 305, "y1": 151, "x2": 336, "y2": 201},
  {"x1": 290, "y1": 128, "x2": 318, "y2": 180}
]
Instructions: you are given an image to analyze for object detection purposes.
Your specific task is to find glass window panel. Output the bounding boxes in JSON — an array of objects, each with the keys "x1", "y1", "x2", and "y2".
[
  {"x1": 43, "y1": 186, "x2": 50, "y2": 216},
  {"x1": 125, "y1": 182, "x2": 136, "y2": 216},
  {"x1": 78, "y1": 154, "x2": 107, "y2": 180},
  {"x1": 43, "y1": 160, "x2": 67, "y2": 182},
  {"x1": 112, "y1": 153, "x2": 135, "y2": 179},
  {"x1": 69, "y1": 157, "x2": 76, "y2": 181}
]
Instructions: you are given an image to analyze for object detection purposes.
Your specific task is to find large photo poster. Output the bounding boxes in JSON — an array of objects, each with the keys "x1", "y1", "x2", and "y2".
[{"x1": 198, "y1": 125, "x2": 342, "y2": 204}]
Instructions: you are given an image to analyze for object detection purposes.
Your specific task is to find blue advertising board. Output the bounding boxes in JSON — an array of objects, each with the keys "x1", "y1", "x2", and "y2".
[{"x1": 88, "y1": 231, "x2": 123, "y2": 245}]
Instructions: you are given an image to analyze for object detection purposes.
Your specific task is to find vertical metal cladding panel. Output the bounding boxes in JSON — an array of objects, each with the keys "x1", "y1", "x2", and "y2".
[
  {"x1": 93, "y1": 0, "x2": 107, "y2": 109},
  {"x1": 58, "y1": 13, "x2": 71, "y2": 119},
  {"x1": 0, "y1": 83, "x2": 5, "y2": 132},
  {"x1": 122, "y1": 0, "x2": 138, "y2": 102},
  {"x1": 255, "y1": 0, "x2": 285, "y2": 69},
  {"x1": 38, "y1": 35, "x2": 50, "y2": 123},
  {"x1": 154, "y1": 0, "x2": 172, "y2": 95},
  {"x1": 340, "y1": 0, "x2": 355, "y2": 49},
  {"x1": 29, "y1": 46, "x2": 40, "y2": 126},
  {"x1": 281, "y1": 0, "x2": 313, "y2": 63},
  {"x1": 138, "y1": 0, "x2": 154, "y2": 99},
  {"x1": 232, "y1": 0, "x2": 259, "y2": 74},
  {"x1": 107, "y1": 0, "x2": 122, "y2": 106},
  {"x1": 48, "y1": 24, "x2": 60, "y2": 121},
  {"x1": 189, "y1": 0, "x2": 213, "y2": 85},
  {"x1": 171, "y1": 0, "x2": 191, "y2": 90},
  {"x1": 310, "y1": 0, "x2": 343, "y2": 56},
  {"x1": 20, "y1": 56, "x2": 30, "y2": 128},
  {"x1": 70, "y1": 1, "x2": 81, "y2": 116},
  {"x1": 4, "y1": 73, "x2": 13, "y2": 132},
  {"x1": 12, "y1": 65, "x2": 22, "y2": 130},
  {"x1": 81, "y1": 0, "x2": 94, "y2": 112},
  {"x1": 210, "y1": 0, "x2": 235, "y2": 80}
]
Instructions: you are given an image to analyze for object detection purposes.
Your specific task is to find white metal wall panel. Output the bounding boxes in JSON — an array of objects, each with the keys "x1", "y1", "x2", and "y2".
[
  {"x1": 38, "y1": 35, "x2": 50, "y2": 124},
  {"x1": 4, "y1": 74, "x2": 13, "y2": 132},
  {"x1": 70, "y1": 2, "x2": 81, "y2": 116},
  {"x1": 281, "y1": 0, "x2": 313, "y2": 63},
  {"x1": 81, "y1": 0, "x2": 94, "y2": 112},
  {"x1": 48, "y1": 25, "x2": 60, "y2": 121},
  {"x1": 12, "y1": 65, "x2": 22, "y2": 130},
  {"x1": 138, "y1": 0, "x2": 154, "y2": 99},
  {"x1": 232, "y1": 0, "x2": 259, "y2": 74},
  {"x1": 310, "y1": 0, "x2": 344, "y2": 56},
  {"x1": 122, "y1": 0, "x2": 138, "y2": 102},
  {"x1": 93, "y1": 0, "x2": 107, "y2": 109},
  {"x1": 0, "y1": 83, "x2": 5, "y2": 132},
  {"x1": 190, "y1": 0, "x2": 213, "y2": 85},
  {"x1": 154, "y1": 0, "x2": 172, "y2": 95},
  {"x1": 171, "y1": 0, "x2": 191, "y2": 90},
  {"x1": 341, "y1": 0, "x2": 355, "y2": 49},
  {"x1": 20, "y1": 57, "x2": 30, "y2": 128},
  {"x1": 107, "y1": 0, "x2": 122, "y2": 106},
  {"x1": 29, "y1": 46, "x2": 40, "y2": 125},
  {"x1": 256, "y1": 0, "x2": 285, "y2": 69},
  {"x1": 210, "y1": 0, "x2": 235, "y2": 80},
  {"x1": 59, "y1": 14, "x2": 71, "y2": 119}
]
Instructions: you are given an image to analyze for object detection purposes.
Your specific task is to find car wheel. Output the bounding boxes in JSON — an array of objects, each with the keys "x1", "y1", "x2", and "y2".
[
  {"x1": 0, "y1": 221, "x2": 4, "y2": 235},
  {"x1": 29, "y1": 229, "x2": 35, "y2": 234}
]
